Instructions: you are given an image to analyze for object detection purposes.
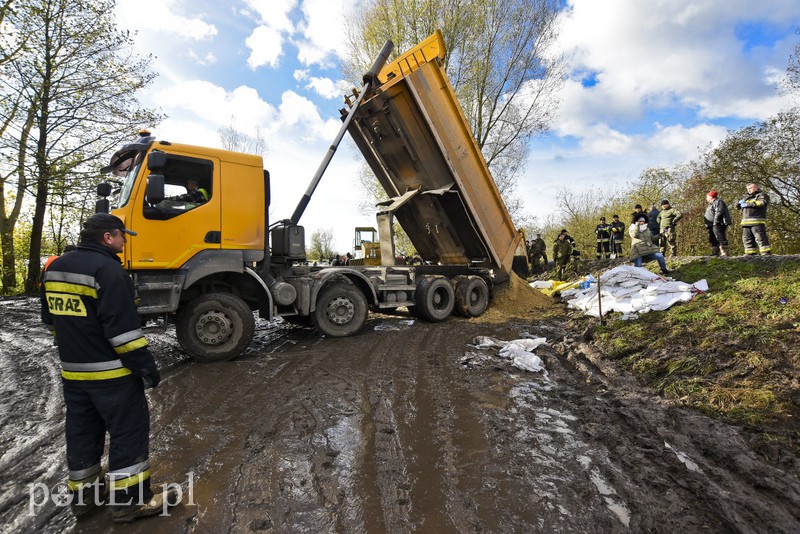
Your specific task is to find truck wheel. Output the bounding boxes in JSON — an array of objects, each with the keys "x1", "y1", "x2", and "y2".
[
  {"x1": 454, "y1": 275, "x2": 489, "y2": 317},
  {"x1": 313, "y1": 282, "x2": 368, "y2": 337},
  {"x1": 415, "y1": 275, "x2": 454, "y2": 322},
  {"x1": 176, "y1": 293, "x2": 255, "y2": 362}
]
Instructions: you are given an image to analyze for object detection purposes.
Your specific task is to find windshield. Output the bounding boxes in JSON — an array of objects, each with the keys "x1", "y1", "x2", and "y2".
[{"x1": 112, "y1": 150, "x2": 145, "y2": 208}]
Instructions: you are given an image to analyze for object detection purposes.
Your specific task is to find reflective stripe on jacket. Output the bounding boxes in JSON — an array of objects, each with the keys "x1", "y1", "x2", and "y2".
[
  {"x1": 741, "y1": 191, "x2": 769, "y2": 226},
  {"x1": 41, "y1": 241, "x2": 155, "y2": 383}
]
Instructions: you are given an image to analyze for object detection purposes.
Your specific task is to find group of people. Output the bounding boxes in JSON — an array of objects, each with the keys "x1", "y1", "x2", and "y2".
[
  {"x1": 593, "y1": 215, "x2": 626, "y2": 259},
  {"x1": 535, "y1": 182, "x2": 772, "y2": 280}
]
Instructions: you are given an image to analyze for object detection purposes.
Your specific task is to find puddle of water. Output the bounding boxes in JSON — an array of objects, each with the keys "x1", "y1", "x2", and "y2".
[
  {"x1": 590, "y1": 469, "x2": 631, "y2": 527},
  {"x1": 373, "y1": 319, "x2": 415, "y2": 331},
  {"x1": 664, "y1": 441, "x2": 703, "y2": 473}
]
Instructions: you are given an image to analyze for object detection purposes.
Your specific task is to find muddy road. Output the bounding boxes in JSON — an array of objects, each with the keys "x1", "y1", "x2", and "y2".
[{"x1": 1, "y1": 297, "x2": 798, "y2": 533}]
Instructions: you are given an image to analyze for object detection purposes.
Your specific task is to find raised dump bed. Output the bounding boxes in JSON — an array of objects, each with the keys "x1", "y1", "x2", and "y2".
[{"x1": 346, "y1": 31, "x2": 523, "y2": 282}]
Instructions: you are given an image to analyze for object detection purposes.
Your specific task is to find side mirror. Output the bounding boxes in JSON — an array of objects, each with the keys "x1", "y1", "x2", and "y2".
[
  {"x1": 97, "y1": 182, "x2": 112, "y2": 197},
  {"x1": 146, "y1": 174, "x2": 165, "y2": 205},
  {"x1": 147, "y1": 151, "x2": 167, "y2": 172}
]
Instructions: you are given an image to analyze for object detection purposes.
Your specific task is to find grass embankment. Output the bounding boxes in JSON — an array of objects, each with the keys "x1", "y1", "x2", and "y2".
[{"x1": 592, "y1": 257, "x2": 800, "y2": 435}]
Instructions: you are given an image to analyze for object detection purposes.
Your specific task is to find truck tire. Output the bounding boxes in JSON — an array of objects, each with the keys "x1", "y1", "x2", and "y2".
[
  {"x1": 176, "y1": 293, "x2": 255, "y2": 362},
  {"x1": 454, "y1": 275, "x2": 490, "y2": 317},
  {"x1": 415, "y1": 275, "x2": 454, "y2": 322},
  {"x1": 313, "y1": 282, "x2": 368, "y2": 337}
]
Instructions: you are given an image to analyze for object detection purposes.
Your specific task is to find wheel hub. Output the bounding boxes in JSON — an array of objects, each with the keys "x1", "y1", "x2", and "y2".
[
  {"x1": 195, "y1": 310, "x2": 232, "y2": 345},
  {"x1": 327, "y1": 296, "x2": 355, "y2": 325}
]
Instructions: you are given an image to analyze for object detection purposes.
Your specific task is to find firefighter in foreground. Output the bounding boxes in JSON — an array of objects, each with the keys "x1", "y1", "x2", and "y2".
[
  {"x1": 40, "y1": 213, "x2": 177, "y2": 523},
  {"x1": 737, "y1": 182, "x2": 771, "y2": 255}
]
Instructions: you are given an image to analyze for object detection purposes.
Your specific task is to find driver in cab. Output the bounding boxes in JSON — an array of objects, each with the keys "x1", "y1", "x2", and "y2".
[{"x1": 156, "y1": 178, "x2": 209, "y2": 210}]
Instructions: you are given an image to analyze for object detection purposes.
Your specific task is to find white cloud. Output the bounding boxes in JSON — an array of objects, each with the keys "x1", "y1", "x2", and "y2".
[
  {"x1": 306, "y1": 77, "x2": 348, "y2": 99},
  {"x1": 246, "y1": 26, "x2": 285, "y2": 69},
  {"x1": 115, "y1": 0, "x2": 217, "y2": 40},
  {"x1": 556, "y1": 0, "x2": 800, "y2": 134},
  {"x1": 153, "y1": 81, "x2": 277, "y2": 134},
  {"x1": 241, "y1": 0, "x2": 296, "y2": 32},
  {"x1": 242, "y1": 0, "x2": 296, "y2": 70},
  {"x1": 295, "y1": 0, "x2": 356, "y2": 67},
  {"x1": 293, "y1": 69, "x2": 310, "y2": 81},
  {"x1": 188, "y1": 50, "x2": 218, "y2": 66}
]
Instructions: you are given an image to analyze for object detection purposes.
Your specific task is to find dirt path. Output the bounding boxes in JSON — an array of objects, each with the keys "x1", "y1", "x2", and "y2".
[{"x1": 1, "y1": 299, "x2": 798, "y2": 533}]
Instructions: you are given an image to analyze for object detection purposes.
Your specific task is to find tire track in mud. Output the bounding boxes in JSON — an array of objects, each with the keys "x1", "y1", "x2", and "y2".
[
  {"x1": 360, "y1": 328, "x2": 414, "y2": 533},
  {"x1": 0, "y1": 301, "x2": 67, "y2": 533},
  {"x1": 228, "y1": 334, "x2": 374, "y2": 533},
  {"x1": 397, "y1": 324, "x2": 486, "y2": 532}
]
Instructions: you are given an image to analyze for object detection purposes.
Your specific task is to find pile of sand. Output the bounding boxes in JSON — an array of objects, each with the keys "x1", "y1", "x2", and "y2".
[{"x1": 475, "y1": 271, "x2": 556, "y2": 323}]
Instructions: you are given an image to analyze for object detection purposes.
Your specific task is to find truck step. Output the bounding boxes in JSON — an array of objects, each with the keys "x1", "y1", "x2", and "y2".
[
  {"x1": 375, "y1": 301, "x2": 415, "y2": 309},
  {"x1": 376, "y1": 284, "x2": 417, "y2": 291},
  {"x1": 137, "y1": 282, "x2": 180, "y2": 291}
]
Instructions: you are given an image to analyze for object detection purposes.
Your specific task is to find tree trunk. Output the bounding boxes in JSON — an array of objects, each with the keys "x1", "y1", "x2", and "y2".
[{"x1": 0, "y1": 224, "x2": 16, "y2": 294}]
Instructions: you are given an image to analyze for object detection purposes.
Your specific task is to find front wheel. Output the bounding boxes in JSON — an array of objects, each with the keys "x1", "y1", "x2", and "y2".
[
  {"x1": 176, "y1": 293, "x2": 255, "y2": 362},
  {"x1": 313, "y1": 282, "x2": 368, "y2": 337}
]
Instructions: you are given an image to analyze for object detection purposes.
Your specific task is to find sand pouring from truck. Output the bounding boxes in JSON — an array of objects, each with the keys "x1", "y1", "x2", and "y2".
[{"x1": 94, "y1": 31, "x2": 526, "y2": 362}]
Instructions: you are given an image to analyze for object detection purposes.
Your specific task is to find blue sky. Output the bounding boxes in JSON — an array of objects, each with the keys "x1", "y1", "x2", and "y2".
[{"x1": 115, "y1": 0, "x2": 800, "y2": 253}]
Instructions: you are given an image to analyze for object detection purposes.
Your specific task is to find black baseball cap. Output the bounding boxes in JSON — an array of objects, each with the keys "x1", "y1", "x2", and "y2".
[{"x1": 83, "y1": 213, "x2": 137, "y2": 236}]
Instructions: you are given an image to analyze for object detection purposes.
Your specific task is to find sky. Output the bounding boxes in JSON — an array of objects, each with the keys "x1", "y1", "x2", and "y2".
[{"x1": 113, "y1": 0, "x2": 800, "y2": 253}]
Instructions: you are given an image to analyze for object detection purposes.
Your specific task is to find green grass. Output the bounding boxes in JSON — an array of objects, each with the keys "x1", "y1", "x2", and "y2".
[{"x1": 593, "y1": 257, "x2": 800, "y2": 429}]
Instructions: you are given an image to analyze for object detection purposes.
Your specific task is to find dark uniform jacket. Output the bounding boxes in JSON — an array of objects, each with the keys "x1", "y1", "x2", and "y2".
[
  {"x1": 609, "y1": 221, "x2": 626, "y2": 243},
  {"x1": 739, "y1": 191, "x2": 769, "y2": 226},
  {"x1": 657, "y1": 207, "x2": 683, "y2": 232},
  {"x1": 552, "y1": 238, "x2": 573, "y2": 263},
  {"x1": 704, "y1": 198, "x2": 732, "y2": 228},
  {"x1": 595, "y1": 223, "x2": 610, "y2": 241},
  {"x1": 41, "y1": 241, "x2": 157, "y2": 385}
]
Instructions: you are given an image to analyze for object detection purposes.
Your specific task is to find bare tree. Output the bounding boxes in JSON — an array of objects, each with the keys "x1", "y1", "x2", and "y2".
[
  {"x1": 344, "y1": 0, "x2": 565, "y2": 224},
  {"x1": 218, "y1": 117, "x2": 267, "y2": 156},
  {"x1": 0, "y1": 0, "x2": 160, "y2": 293},
  {"x1": 786, "y1": 30, "x2": 800, "y2": 98}
]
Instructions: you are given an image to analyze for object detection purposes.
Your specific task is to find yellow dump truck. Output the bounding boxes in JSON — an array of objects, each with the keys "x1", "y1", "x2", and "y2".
[
  {"x1": 347, "y1": 31, "x2": 525, "y2": 282},
  {"x1": 95, "y1": 32, "x2": 524, "y2": 362}
]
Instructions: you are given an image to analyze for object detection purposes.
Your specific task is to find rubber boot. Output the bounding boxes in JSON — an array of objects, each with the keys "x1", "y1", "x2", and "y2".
[
  {"x1": 711, "y1": 246, "x2": 720, "y2": 256},
  {"x1": 112, "y1": 486, "x2": 181, "y2": 524},
  {"x1": 719, "y1": 245, "x2": 728, "y2": 256}
]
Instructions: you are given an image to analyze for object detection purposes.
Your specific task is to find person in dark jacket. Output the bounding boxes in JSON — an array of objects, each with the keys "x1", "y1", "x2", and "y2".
[
  {"x1": 736, "y1": 182, "x2": 771, "y2": 255},
  {"x1": 40, "y1": 213, "x2": 177, "y2": 523},
  {"x1": 594, "y1": 217, "x2": 611, "y2": 259},
  {"x1": 704, "y1": 190, "x2": 732, "y2": 256},
  {"x1": 631, "y1": 204, "x2": 647, "y2": 224},
  {"x1": 648, "y1": 204, "x2": 661, "y2": 240},
  {"x1": 609, "y1": 215, "x2": 625, "y2": 256}
]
